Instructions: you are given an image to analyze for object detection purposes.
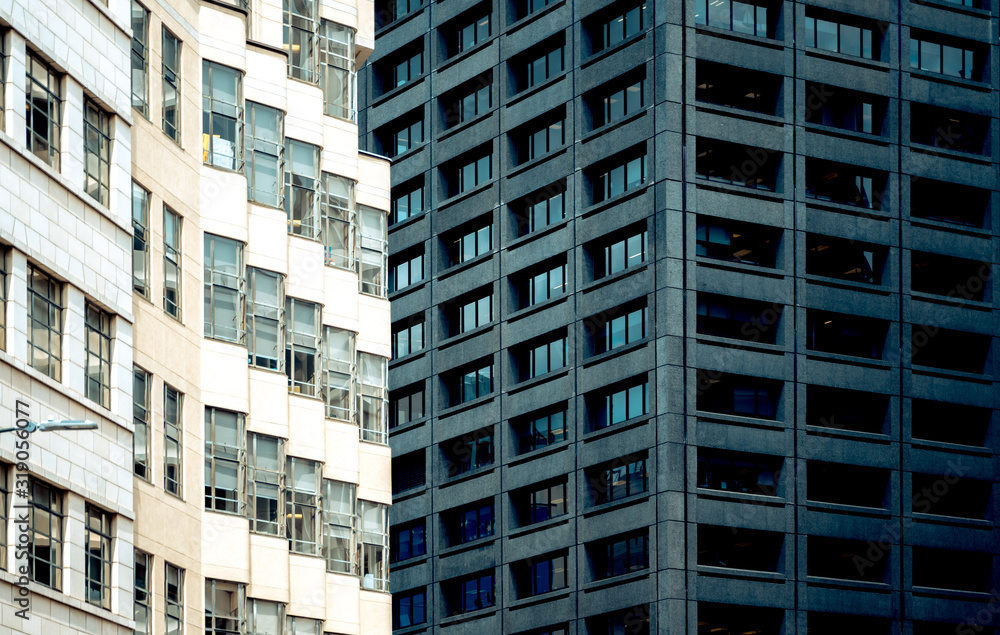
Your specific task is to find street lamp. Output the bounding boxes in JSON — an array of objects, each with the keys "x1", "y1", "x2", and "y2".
[{"x1": 0, "y1": 417, "x2": 99, "y2": 434}]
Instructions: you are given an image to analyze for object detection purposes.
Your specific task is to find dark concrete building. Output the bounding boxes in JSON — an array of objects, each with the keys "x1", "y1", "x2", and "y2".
[{"x1": 358, "y1": 0, "x2": 1000, "y2": 632}]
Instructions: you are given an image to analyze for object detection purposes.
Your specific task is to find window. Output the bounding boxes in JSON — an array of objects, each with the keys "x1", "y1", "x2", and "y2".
[
  {"x1": 808, "y1": 536, "x2": 887, "y2": 582},
  {"x1": 286, "y1": 616, "x2": 323, "y2": 635},
  {"x1": 513, "y1": 552, "x2": 567, "y2": 598},
  {"x1": 285, "y1": 140, "x2": 320, "y2": 238},
  {"x1": 590, "y1": 530, "x2": 649, "y2": 580},
  {"x1": 913, "y1": 548, "x2": 991, "y2": 593},
  {"x1": 696, "y1": 293, "x2": 781, "y2": 343},
  {"x1": 323, "y1": 479, "x2": 356, "y2": 573},
  {"x1": 517, "y1": 260, "x2": 567, "y2": 309},
  {"x1": 519, "y1": 332, "x2": 567, "y2": 380},
  {"x1": 206, "y1": 579, "x2": 246, "y2": 635},
  {"x1": 285, "y1": 298, "x2": 321, "y2": 396},
  {"x1": 697, "y1": 372, "x2": 781, "y2": 419},
  {"x1": 323, "y1": 326, "x2": 355, "y2": 421},
  {"x1": 522, "y1": 44, "x2": 564, "y2": 91},
  {"x1": 443, "y1": 428, "x2": 494, "y2": 477},
  {"x1": 165, "y1": 563, "x2": 184, "y2": 635},
  {"x1": 594, "y1": 227, "x2": 646, "y2": 278},
  {"x1": 134, "y1": 367, "x2": 151, "y2": 479},
  {"x1": 27, "y1": 265, "x2": 62, "y2": 380},
  {"x1": 394, "y1": 588, "x2": 426, "y2": 629},
  {"x1": 588, "y1": 454, "x2": 648, "y2": 505},
  {"x1": 246, "y1": 102, "x2": 285, "y2": 207},
  {"x1": 135, "y1": 551, "x2": 151, "y2": 634},
  {"x1": 806, "y1": 385, "x2": 889, "y2": 435},
  {"x1": 450, "y1": 571, "x2": 495, "y2": 614},
  {"x1": 697, "y1": 603, "x2": 781, "y2": 635},
  {"x1": 912, "y1": 473, "x2": 991, "y2": 519},
  {"x1": 359, "y1": 500, "x2": 389, "y2": 590},
  {"x1": 592, "y1": 378, "x2": 648, "y2": 430},
  {"x1": 321, "y1": 22, "x2": 356, "y2": 120},
  {"x1": 132, "y1": 182, "x2": 151, "y2": 296},
  {"x1": 248, "y1": 599, "x2": 284, "y2": 635},
  {"x1": 202, "y1": 62, "x2": 243, "y2": 170},
  {"x1": 594, "y1": 78, "x2": 644, "y2": 128},
  {"x1": 452, "y1": 360, "x2": 493, "y2": 405},
  {"x1": 454, "y1": 12, "x2": 491, "y2": 55},
  {"x1": 392, "y1": 315, "x2": 425, "y2": 358},
  {"x1": 391, "y1": 520, "x2": 426, "y2": 562},
  {"x1": 445, "y1": 75, "x2": 491, "y2": 128},
  {"x1": 593, "y1": 531, "x2": 649, "y2": 580},
  {"x1": 515, "y1": 479, "x2": 567, "y2": 525},
  {"x1": 389, "y1": 117, "x2": 423, "y2": 157},
  {"x1": 392, "y1": 48, "x2": 423, "y2": 88},
  {"x1": 515, "y1": 181, "x2": 566, "y2": 236},
  {"x1": 911, "y1": 325, "x2": 990, "y2": 374},
  {"x1": 391, "y1": 382, "x2": 424, "y2": 428},
  {"x1": 806, "y1": 233, "x2": 884, "y2": 284},
  {"x1": 84, "y1": 304, "x2": 112, "y2": 407},
  {"x1": 910, "y1": 103, "x2": 987, "y2": 154},
  {"x1": 284, "y1": 0, "x2": 319, "y2": 82},
  {"x1": 286, "y1": 457, "x2": 322, "y2": 554},
  {"x1": 805, "y1": 82, "x2": 879, "y2": 134},
  {"x1": 164, "y1": 385, "x2": 183, "y2": 496},
  {"x1": 592, "y1": 304, "x2": 646, "y2": 354},
  {"x1": 596, "y1": 3, "x2": 647, "y2": 51},
  {"x1": 911, "y1": 251, "x2": 989, "y2": 300},
  {"x1": 131, "y1": 0, "x2": 150, "y2": 115},
  {"x1": 0, "y1": 466, "x2": 6, "y2": 569},
  {"x1": 26, "y1": 53, "x2": 61, "y2": 168},
  {"x1": 204, "y1": 234, "x2": 245, "y2": 343},
  {"x1": 359, "y1": 206, "x2": 388, "y2": 296},
  {"x1": 910, "y1": 35, "x2": 977, "y2": 80},
  {"x1": 697, "y1": 448, "x2": 782, "y2": 496},
  {"x1": 805, "y1": 158, "x2": 883, "y2": 209},
  {"x1": 0, "y1": 250, "x2": 6, "y2": 350},
  {"x1": 807, "y1": 310, "x2": 887, "y2": 359},
  {"x1": 912, "y1": 399, "x2": 989, "y2": 447},
  {"x1": 83, "y1": 100, "x2": 112, "y2": 205},
  {"x1": 28, "y1": 480, "x2": 63, "y2": 589},
  {"x1": 381, "y1": 0, "x2": 426, "y2": 26},
  {"x1": 248, "y1": 433, "x2": 285, "y2": 535},
  {"x1": 807, "y1": 461, "x2": 888, "y2": 508},
  {"x1": 205, "y1": 408, "x2": 245, "y2": 514},
  {"x1": 804, "y1": 13, "x2": 875, "y2": 58},
  {"x1": 162, "y1": 28, "x2": 182, "y2": 143},
  {"x1": 392, "y1": 450, "x2": 426, "y2": 494},
  {"x1": 164, "y1": 207, "x2": 182, "y2": 319},
  {"x1": 359, "y1": 352, "x2": 388, "y2": 443},
  {"x1": 391, "y1": 181, "x2": 423, "y2": 225},
  {"x1": 455, "y1": 152, "x2": 491, "y2": 194},
  {"x1": 448, "y1": 221, "x2": 491, "y2": 266},
  {"x1": 696, "y1": 216, "x2": 780, "y2": 268},
  {"x1": 388, "y1": 250, "x2": 424, "y2": 293},
  {"x1": 323, "y1": 174, "x2": 356, "y2": 269},
  {"x1": 698, "y1": 525, "x2": 783, "y2": 572},
  {"x1": 246, "y1": 268, "x2": 284, "y2": 371},
  {"x1": 514, "y1": 407, "x2": 567, "y2": 454},
  {"x1": 696, "y1": 138, "x2": 778, "y2": 190},
  {"x1": 695, "y1": 0, "x2": 770, "y2": 37},
  {"x1": 518, "y1": 0, "x2": 554, "y2": 19},
  {"x1": 910, "y1": 177, "x2": 988, "y2": 228},
  {"x1": 449, "y1": 500, "x2": 494, "y2": 545},
  {"x1": 520, "y1": 117, "x2": 564, "y2": 163},
  {"x1": 594, "y1": 154, "x2": 645, "y2": 202},
  {"x1": 84, "y1": 506, "x2": 112, "y2": 609},
  {"x1": 450, "y1": 291, "x2": 492, "y2": 336},
  {"x1": 696, "y1": 61, "x2": 779, "y2": 115}
]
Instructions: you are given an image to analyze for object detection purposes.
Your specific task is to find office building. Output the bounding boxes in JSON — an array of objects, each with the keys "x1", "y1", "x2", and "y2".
[{"x1": 360, "y1": 0, "x2": 999, "y2": 632}]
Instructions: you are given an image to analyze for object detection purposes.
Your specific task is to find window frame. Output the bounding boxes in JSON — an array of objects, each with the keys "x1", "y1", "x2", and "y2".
[
  {"x1": 165, "y1": 562, "x2": 184, "y2": 635},
  {"x1": 285, "y1": 139, "x2": 321, "y2": 239},
  {"x1": 135, "y1": 550, "x2": 151, "y2": 634},
  {"x1": 204, "y1": 233, "x2": 246, "y2": 344},
  {"x1": 359, "y1": 352, "x2": 389, "y2": 444},
  {"x1": 162, "y1": 27, "x2": 182, "y2": 143},
  {"x1": 359, "y1": 499, "x2": 390, "y2": 591},
  {"x1": 84, "y1": 505, "x2": 113, "y2": 609},
  {"x1": 163, "y1": 206, "x2": 183, "y2": 320},
  {"x1": 25, "y1": 52, "x2": 62, "y2": 169},
  {"x1": 248, "y1": 432, "x2": 286, "y2": 536},
  {"x1": 322, "y1": 173, "x2": 357, "y2": 270},
  {"x1": 285, "y1": 297, "x2": 322, "y2": 396},
  {"x1": 132, "y1": 181, "x2": 151, "y2": 296},
  {"x1": 323, "y1": 479, "x2": 356, "y2": 574},
  {"x1": 245, "y1": 101, "x2": 286, "y2": 208},
  {"x1": 286, "y1": 456, "x2": 322, "y2": 555},
  {"x1": 284, "y1": 0, "x2": 320, "y2": 83},
  {"x1": 246, "y1": 267, "x2": 285, "y2": 372},
  {"x1": 589, "y1": 455, "x2": 648, "y2": 506},
  {"x1": 205, "y1": 578, "x2": 246, "y2": 635},
  {"x1": 359, "y1": 206, "x2": 388, "y2": 297},
  {"x1": 133, "y1": 367, "x2": 151, "y2": 479},
  {"x1": 27, "y1": 265, "x2": 62, "y2": 380},
  {"x1": 204, "y1": 407, "x2": 246, "y2": 515},
  {"x1": 323, "y1": 325, "x2": 356, "y2": 422},
  {"x1": 164, "y1": 384, "x2": 184, "y2": 497},
  {"x1": 131, "y1": 0, "x2": 150, "y2": 116},
  {"x1": 28, "y1": 480, "x2": 63, "y2": 589},
  {"x1": 83, "y1": 99, "x2": 112, "y2": 205},
  {"x1": 84, "y1": 303, "x2": 113, "y2": 408},
  {"x1": 321, "y1": 21, "x2": 357, "y2": 121}
]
